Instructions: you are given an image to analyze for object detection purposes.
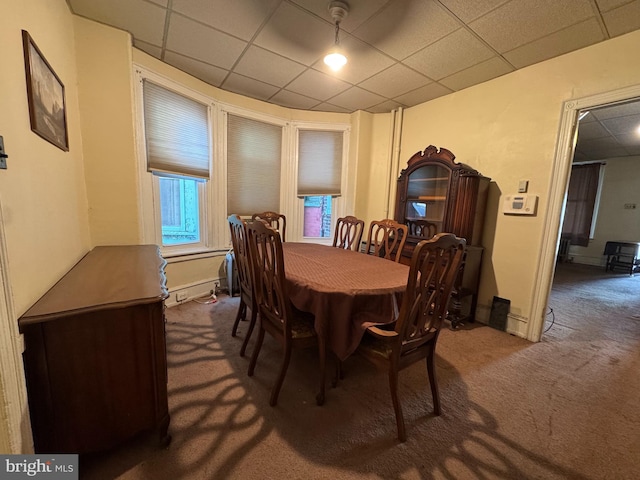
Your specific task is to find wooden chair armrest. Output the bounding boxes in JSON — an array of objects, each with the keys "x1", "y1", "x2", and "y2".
[{"x1": 366, "y1": 326, "x2": 398, "y2": 339}]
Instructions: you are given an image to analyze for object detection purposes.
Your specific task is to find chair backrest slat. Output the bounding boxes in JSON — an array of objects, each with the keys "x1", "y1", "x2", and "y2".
[
  {"x1": 332, "y1": 215, "x2": 365, "y2": 251},
  {"x1": 364, "y1": 219, "x2": 409, "y2": 262},
  {"x1": 406, "y1": 219, "x2": 437, "y2": 238},
  {"x1": 246, "y1": 219, "x2": 291, "y2": 335},
  {"x1": 252, "y1": 211, "x2": 287, "y2": 242},
  {"x1": 228, "y1": 215, "x2": 253, "y2": 300},
  {"x1": 396, "y1": 233, "x2": 466, "y2": 352}
]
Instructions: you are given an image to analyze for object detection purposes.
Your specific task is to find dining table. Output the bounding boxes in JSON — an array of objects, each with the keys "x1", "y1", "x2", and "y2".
[{"x1": 281, "y1": 242, "x2": 409, "y2": 403}]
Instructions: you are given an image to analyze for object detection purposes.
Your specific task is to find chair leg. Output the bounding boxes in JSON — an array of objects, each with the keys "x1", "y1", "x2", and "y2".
[
  {"x1": 388, "y1": 367, "x2": 406, "y2": 442},
  {"x1": 247, "y1": 325, "x2": 265, "y2": 377},
  {"x1": 269, "y1": 343, "x2": 292, "y2": 407},
  {"x1": 239, "y1": 307, "x2": 257, "y2": 357},
  {"x1": 231, "y1": 300, "x2": 246, "y2": 337},
  {"x1": 426, "y1": 344, "x2": 441, "y2": 416}
]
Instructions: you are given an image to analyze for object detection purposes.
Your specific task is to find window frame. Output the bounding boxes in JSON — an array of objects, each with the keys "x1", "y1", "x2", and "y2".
[
  {"x1": 290, "y1": 122, "x2": 351, "y2": 244},
  {"x1": 134, "y1": 65, "x2": 354, "y2": 253},
  {"x1": 134, "y1": 66, "x2": 217, "y2": 257}
]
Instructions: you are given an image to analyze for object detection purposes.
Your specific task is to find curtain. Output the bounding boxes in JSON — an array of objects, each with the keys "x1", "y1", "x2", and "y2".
[{"x1": 562, "y1": 163, "x2": 601, "y2": 247}]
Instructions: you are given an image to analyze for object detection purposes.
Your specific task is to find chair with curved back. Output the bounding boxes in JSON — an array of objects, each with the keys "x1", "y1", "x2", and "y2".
[
  {"x1": 251, "y1": 211, "x2": 286, "y2": 242},
  {"x1": 332, "y1": 215, "x2": 365, "y2": 251},
  {"x1": 406, "y1": 219, "x2": 437, "y2": 239},
  {"x1": 227, "y1": 215, "x2": 258, "y2": 357},
  {"x1": 357, "y1": 233, "x2": 466, "y2": 442},
  {"x1": 364, "y1": 219, "x2": 408, "y2": 262},
  {"x1": 246, "y1": 219, "x2": 324, "y2": 406}
]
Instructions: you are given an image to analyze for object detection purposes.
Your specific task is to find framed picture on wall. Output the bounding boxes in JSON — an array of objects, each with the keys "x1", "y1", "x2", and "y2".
[{"x1": 22, "y1": 30, "x2": 69, "y2": 151}]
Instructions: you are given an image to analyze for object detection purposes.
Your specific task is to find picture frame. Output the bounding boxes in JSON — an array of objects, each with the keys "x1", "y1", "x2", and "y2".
[{"x1": 22, "y1": 30, "x2": 69, "y2": 151}]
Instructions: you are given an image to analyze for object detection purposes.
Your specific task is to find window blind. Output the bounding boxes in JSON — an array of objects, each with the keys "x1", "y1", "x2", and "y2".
[
  {"x1": 227, "y1": 114, "x2": 282, "y2": 216},
  {"x1": 297, "y1": 130, "x2": 343, "y2": 196},
  {"x1": 143, "y1": 80, "x2": 210, "y2": 179}
]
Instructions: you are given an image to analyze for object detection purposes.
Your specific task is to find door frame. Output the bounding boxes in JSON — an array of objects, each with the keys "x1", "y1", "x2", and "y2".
[
  {"x1": 0, "y1": 201, "x2": 32, "y2": 453},
  {"x1": 528, "y1": 84, "x2": 640, "y2": 342}
]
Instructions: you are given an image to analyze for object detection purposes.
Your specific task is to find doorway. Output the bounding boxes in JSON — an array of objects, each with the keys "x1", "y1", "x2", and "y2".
[{"x1": 529, "y1": 84, "x2": 640, "y2": 342}]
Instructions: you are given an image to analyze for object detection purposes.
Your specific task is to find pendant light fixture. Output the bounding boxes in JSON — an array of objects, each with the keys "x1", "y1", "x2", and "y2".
[{"x1": 324, "y1": 1, "x2": 349, "y2": 72}]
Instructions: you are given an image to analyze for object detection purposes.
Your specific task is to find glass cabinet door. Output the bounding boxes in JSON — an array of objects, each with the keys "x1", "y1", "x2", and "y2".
[{"x1": 405, "y1": 164, "x2": 450, "y2": 232}]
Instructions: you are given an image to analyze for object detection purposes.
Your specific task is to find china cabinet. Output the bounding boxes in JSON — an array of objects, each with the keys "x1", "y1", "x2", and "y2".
[{"x1": 394, "y1": 145, "x2": 490, "y2": 326}]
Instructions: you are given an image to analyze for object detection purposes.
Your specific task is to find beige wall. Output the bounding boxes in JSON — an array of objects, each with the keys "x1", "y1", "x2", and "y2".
[
  {"x1": 394, "y1": 30, "x2": 640, "y2": 334},
  {"x1": 569, "y1": 156, "x2": 640, "y2": 265},
  {"x1": 0, "y1": 0, "x2": 91, "y2": 453},
  {"x1": 2, "y1": 0, "x2": 639, "y2": 453}
]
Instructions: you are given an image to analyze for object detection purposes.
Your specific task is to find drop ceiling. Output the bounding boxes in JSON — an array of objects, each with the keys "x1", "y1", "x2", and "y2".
[
  {"x1": 67, "y1": 0, "x2": 640, "y2": 115},
  {"x1": 66, "y1": 0, "x2": 640, "y2": 161}
]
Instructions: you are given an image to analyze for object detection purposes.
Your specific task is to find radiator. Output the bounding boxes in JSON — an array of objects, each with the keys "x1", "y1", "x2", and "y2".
[{"x1": 225, "y1": 250, "x2": 239, "y2": 296}]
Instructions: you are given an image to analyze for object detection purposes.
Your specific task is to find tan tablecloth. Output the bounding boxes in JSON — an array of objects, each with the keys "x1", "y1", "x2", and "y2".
[{"x1": 282, "y1": 242, "x2": 409, "y2": 360}]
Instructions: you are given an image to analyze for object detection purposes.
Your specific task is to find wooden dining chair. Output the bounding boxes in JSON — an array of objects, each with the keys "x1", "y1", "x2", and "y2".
[
  {"x1": 364, "y1": 219, "x2": 408, "y2": 262},
  {"x1": 406, "y1": 219, "x2": 437, "y2": 238},
  {"x1": 246, "y1": 219, "x2": 325, "y2": 406},
  {"x1": 332, "y1": 215, "x2": 365, "y2": 251},
  {"x1": 357, "y1": 233, "x2": 466, "y2": 442},
  {"x1": 227, "y1": 215, "x2": 258, "y2": 357},
  {"x1": 251, "y1": 211, "x2": 286, "y2": 242}
]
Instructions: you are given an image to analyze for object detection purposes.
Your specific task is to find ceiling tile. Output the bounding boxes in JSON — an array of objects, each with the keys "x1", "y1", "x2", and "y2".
[
  {"x1": 148, "y1": 0, "x2": 168, "y2": 6},
  {"x1": 353, "y1": 0, "x2": 460, "y2": 60},
  {"x1": 595, "y1": 0, "x2": 636, "y2": 12},
  {"x1": 69, "y1": 0, "x2": 167, "y2": 45},
  {"x1": 576, "y1": 135, "x2": 622, "y2": 151},
  {"x1": 133, "y1": 40, "x2": 162, "y2": 59},
  {"x1": 286, "y1": 69, "x2": 352, "y2": 101},
  {"x1": 439, "y1": 56, "x2": 513, "y2": 91},
  {"x1": 312, "y1": 37, "x2": 395, "y2": 85},
  {"x1": 367, "y1": 100, "x2": 407, "y2": 114},
  {"x1": 359, "y1": 63, "x2": 431, "y2": 98},
  {"x1": 234, "y1": 46, "x2": 307, "y2": 88},
  {"x1": 602, "y1": 0, "x2": 640, "y2": 37},
  {"x1": 269, "y1": 90, "x2": 321, "y2": 110},
  {"x1": 290, "y1": 0, "x2": 389, "y2": 32},
  {"x1": 601, "y1": 114, "x2": 640, "y2": 135},
  {"x1": 310, "y1": 103, "x2": 352, "y2": 113},
  {"x1": 327, "y1": 87, "x2": 386, "y2": 111},
  {"x1": 166, "y1": 14, "x2": 247, "y2": 69},
  {"x1": 222, "y1": 73, "x2": 280, "y2": 101},
  {"x1": 468, "y1": 0, "x2": 594, "y2": 52},
  {"x1": 577, "y1": 121, "x2": 613, "y2": 140},
  {"x1": 403, "y1": 28, "x2": 495, "y2": 80},
  {"x1": 394, "y1": 82, "x2": 453, "y2": 106},
  {"x1": 615, "y1": 133, "x2": 640, "y2": 147},
  {"x1": 439, "y1": 0, "x2": 510, "y2": 23},
  {"x1": 590, "y1": 101, "x2": 640, "y2": 120},
  {"x1": 163, "y1": 51, "x2": 229, "y2": 87},
  {"x1": 253, "y1": 2, "x2": 334, "y2": 65},
  {"x1": 171, "y1": 0, "x2": 279, "y2": 41},
  {"x1": 503, "y1": 18, "x2": 605, "y2": 69}
]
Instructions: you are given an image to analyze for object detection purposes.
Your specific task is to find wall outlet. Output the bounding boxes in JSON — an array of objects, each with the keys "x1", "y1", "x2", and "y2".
[
  {"x1": 624, "y1": 203, "x2": 636, "y2": 209},
  {"x1": 176, "y1": 291, "x2": 188, "y2": 302}
]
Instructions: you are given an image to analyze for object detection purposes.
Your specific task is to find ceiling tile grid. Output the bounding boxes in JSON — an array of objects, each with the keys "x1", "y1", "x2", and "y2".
[{"x1": 68, "y1": 0, "x2": 640, "y2": 156}]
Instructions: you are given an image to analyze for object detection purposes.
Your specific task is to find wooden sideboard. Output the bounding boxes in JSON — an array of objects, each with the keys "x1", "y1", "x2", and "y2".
[{"x1": 19, "y1": 245, "x2": 170, "y2": 454}]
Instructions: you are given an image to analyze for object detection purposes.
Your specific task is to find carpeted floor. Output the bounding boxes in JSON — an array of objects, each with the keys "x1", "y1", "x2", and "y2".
[{"x1": 80, "y1": 262, "x2": 640, "y2": 479}]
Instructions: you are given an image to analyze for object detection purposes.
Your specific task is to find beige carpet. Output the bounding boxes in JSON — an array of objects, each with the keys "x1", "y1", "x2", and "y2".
[{"x1": 80, "y1": 263, "x2": 640, "y2": 479}]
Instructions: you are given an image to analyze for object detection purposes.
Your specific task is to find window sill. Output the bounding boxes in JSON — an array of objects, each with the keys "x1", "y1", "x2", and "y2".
[{"x1": 161, "y1": 247, "x2": 230, "y2": 264}]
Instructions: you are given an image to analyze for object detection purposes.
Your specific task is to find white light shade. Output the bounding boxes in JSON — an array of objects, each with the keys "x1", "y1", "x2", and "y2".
[{"x1": 324, "y1": 48, "x2": 347, "y2": 71}]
